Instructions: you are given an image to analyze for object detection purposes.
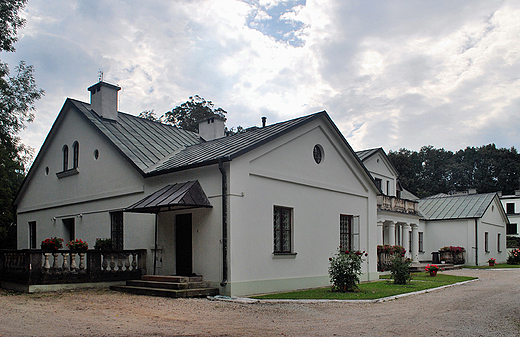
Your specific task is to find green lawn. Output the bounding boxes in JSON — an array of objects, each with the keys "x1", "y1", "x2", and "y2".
[
  {"x1": 252, "y1": 273, "x2": 476, "y2": 300},
  {"x1": 462, "y1": 263, "x2": 520, "y2": 269}
]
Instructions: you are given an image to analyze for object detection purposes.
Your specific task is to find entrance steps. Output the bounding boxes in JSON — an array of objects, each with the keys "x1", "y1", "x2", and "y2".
[{"x1": 110, "y1": 275, "x2": 219, "y2": 298}]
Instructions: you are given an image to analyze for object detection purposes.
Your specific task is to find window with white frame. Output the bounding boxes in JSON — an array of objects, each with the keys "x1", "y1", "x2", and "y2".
[
  {"x1": 29, "y1": 221, "x2": 36, "y2": 249},
  {"x1": 340, "y1": 215, "x2": 359, "y2": 252},
  {"x1": 72, "y1": 141, "x2": 79, "y2": 168},
  {"x1": 418, "y1": 232, "x2": 424, "y2": 252},
  {"x1": 498, "y1": 233, "x2": 501, "y2": 252},
  {"x1": 485, "y1": 232, "x2": 489, "y2": 253}
]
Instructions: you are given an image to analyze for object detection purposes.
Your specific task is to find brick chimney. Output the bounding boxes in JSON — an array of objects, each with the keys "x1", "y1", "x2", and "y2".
[
  {"x1": 88, "y1": 81, "x2": 121, "y2": 120},
  {"x1": 198, "y1": 115, "x2": 225, "y2": 141}
]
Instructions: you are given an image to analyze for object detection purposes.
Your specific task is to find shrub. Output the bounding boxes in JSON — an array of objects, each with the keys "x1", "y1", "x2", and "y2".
[
  {"x1": 439, "y1": 246, "x2": 465, "y2": 253},
  {"x1": 506, "y1": 236, "x2": 520, "y2": 248},
  {"x1": 507, "y1": 248, "x2": 520, "y2": 265},
  {"x1": 377, "y1": 244, "x2": 406, "y2": 255},
  {"x1": 94, "y1": 238, "x2": 113, "y2": 251},
  {"x1": 328, "y1": 248, "x2": 366, "y2": 292},
  {"x1": 389, "y1": 254, "x2": 412, "y2": 284}
]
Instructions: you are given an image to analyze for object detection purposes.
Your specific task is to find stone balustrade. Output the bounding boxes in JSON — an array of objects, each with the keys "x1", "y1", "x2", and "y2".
[
  {"x1": 0, "y1": 249, "x2": 146, "y2": 287},
  {"x1": 377, "y1": 195, "x2": 419, "y2": 215}
]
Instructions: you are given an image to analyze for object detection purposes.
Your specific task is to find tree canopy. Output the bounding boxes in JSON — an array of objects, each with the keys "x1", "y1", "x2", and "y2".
[
  {"x1": 388, "y1": 144, "x2": 520, "y2": 198},
  {"x1": 0, "y1": 0, "x2": 43, "y2": 249},
  {"x1": 161, "y1": 95, "x2": 227, "y2": 132}
]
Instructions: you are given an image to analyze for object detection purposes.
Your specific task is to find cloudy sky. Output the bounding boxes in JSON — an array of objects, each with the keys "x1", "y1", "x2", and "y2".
[{"x1": 4, "y1": 0, "x2": 520, "y2": 155}]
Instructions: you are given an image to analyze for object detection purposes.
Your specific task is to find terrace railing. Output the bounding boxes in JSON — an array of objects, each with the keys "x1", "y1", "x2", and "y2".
[
  {"x1": 0, "y1": 249, "x2": 146, "y2": 286},
  {"x1": 377, "y1": 195, "x2": 419, "y2": 215}
]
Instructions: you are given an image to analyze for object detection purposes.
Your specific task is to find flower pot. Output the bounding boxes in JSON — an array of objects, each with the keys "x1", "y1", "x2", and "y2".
[
  {"x1": 489, "y1": 262, "x2": 495, "y2": 267},
  {"x1": 441, "y1": 261, "x2": 445, "y2": 264},
  {"x1": 429, "y1": 270, "x2": 437, "y2": 277}
]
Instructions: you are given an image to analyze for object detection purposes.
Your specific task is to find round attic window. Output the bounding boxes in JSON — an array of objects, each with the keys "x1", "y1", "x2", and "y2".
[
  {"x1": 45, "y1": 167, "x2": 49, "y2": 175},
  {"x1": 93, "y1": 149, "x2": 99, "y2": 160},
  {"x1": 313, "y1": 144, "x2": 324, "y2": 164}
]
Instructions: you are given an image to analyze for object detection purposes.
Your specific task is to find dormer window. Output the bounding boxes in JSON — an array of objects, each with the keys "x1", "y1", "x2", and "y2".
[
  {"x1": 73, "y1": 141, "x2": 79, "y2": 168},
  {"x1": 63, "y1": 145, "x2": 69, "y2": 171}
]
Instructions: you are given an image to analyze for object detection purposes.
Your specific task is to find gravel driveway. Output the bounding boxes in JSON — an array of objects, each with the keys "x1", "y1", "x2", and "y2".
[{"x1": 1, "y1": 269, "x2": 519, "y2": 337}]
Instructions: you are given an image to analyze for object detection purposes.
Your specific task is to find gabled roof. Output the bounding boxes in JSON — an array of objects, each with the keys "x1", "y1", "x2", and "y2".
[
  {"x1": 15, "y1": 97, "x2": 380, "y2": 205},
  {"x1": 356, "y1": 148, "x2": 381, "y2": 161},
  {"x1": 419, "y1": 192, "x2": 498, "y2": 221}
]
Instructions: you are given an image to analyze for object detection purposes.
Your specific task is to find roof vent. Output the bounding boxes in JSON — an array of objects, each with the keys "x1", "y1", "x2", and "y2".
[
  {"x1": 262, "y1": 116, "x2": 267, "y2": 128},
  {"x1": 88, "y1": 81, "x2": 121, "y2": 120}
]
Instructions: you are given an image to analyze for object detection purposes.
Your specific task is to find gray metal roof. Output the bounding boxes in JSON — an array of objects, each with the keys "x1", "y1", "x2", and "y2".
[
  {"x1": 355, "y1": 148, "x2": 381, "y2": 161},
  {"x1": 419, "y1": 192, "x2": 497, "y2": 220},
  {"x1": 70, "y1": 99, "x2": 202, "y2": 174},
  {"x1": 70, "y1": 97, "x2": 327, "y2": 176},
  {"x1": 125, "y1": 180, "x2": 212, "y2": 213}
]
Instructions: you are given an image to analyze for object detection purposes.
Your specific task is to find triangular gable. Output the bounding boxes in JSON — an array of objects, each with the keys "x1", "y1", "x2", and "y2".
[{"x1": 355, "y1": 147, "x2": 399, "y2": 178}]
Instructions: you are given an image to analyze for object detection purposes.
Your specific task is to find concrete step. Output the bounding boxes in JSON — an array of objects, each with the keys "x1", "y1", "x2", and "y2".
[
  {"x1": 110, "y1": 285, "x2": 219, "y2": 298},
  {"x1": 110, "y1": 274, "x2": 219, "y2": 298},
  {"x1": 126, "y1": 279, "x2": 210, "y2": 290},
  {"x1": 141, "y1": 275, "x2": 203, "y2": 283}
]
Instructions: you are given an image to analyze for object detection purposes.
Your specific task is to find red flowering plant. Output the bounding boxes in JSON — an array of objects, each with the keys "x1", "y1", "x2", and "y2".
[
  {"x1": 424, "y1": 264, "x2": 442, "y2": 273},
  {"x1": 40, "y1": 237, "x2": 64, "y2": 251},
  {"x1": 488, "y1": 257, "x2": 496, "y2": 264},
  {"x1": 328, "y1": 247, "x2": 367, "y2": 292},
  {"x1": 507, "y1": 248, "x2": 520, "y2": 265},
  {"x1": 67, "y1": 239, "x2": 89, "y2": 251}
]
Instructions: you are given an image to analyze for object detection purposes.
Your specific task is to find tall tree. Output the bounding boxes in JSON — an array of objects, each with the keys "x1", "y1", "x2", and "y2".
[
  {"x1": 161, "y1": 95, "x2": 227, "y2": 132},
  {"x1": 0, "y1": 0, "x2": 44, "y2": 249}
]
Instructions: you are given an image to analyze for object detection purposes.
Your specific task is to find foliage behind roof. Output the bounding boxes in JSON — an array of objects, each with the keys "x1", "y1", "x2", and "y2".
[{"x1": 419, "y1": 192, "x2": 498, "y2": 220}]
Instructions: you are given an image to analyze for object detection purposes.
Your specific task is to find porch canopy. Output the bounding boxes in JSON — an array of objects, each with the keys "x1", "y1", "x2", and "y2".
[{"x1": 125, "y1": 180, "x2": 212, "y2": 213}]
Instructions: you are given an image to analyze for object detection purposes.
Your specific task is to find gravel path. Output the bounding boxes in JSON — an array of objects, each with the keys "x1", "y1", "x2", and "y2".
[{"x1": 1, "y1": 269, "x2": 519, "y2": 336}]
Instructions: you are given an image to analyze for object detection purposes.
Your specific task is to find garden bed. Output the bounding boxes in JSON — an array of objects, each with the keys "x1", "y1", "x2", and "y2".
[{"x1": 252, "y1": 273, "x2": 476, "y2": 300}]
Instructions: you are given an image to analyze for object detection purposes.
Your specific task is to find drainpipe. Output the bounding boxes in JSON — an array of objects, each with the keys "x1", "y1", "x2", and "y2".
[
  {"x1": 474, "y1": 218, "x2": 479, "y2": 266},
  {"x1": 219, "y1": 157, "x2": 228, "y2": 287},
  {"x1": 153, "y1": 212, "x2": 158, "y2": 275}
]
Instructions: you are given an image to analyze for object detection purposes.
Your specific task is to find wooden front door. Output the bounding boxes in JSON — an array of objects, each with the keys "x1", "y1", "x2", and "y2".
[{"x1": 175, "y1": 213, "x2": 192, "y2": 276}]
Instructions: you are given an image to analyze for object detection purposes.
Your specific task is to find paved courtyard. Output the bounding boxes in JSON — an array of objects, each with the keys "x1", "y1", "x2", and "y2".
[{"x1": 1, "y1": 268, "x2": 519, "y2": 336}]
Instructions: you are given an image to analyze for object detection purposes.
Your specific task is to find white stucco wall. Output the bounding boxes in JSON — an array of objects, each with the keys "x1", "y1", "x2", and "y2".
[
  {"x1": 224, "y1": 119, "x2": 379, "y2": 296},
  {"x1": 361, "y1": 152, "x2": 397, "y2": 196}
]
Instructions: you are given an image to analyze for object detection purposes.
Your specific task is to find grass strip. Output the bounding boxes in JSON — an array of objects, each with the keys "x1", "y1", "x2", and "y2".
[
  {"x1": 462, "y1": 263, "x2": 520, "y2": 269},
  {"x1": 252, "y1": 273, "x2": 476, "y2": 300}
]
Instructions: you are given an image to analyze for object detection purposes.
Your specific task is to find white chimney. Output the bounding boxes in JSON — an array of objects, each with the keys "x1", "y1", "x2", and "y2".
[
  {"x1": 88, "y1": 81, "x2": 121, "y2": 120},
  {"x1": 198, "y1": 115, "x2": 225, "y2": 141}
]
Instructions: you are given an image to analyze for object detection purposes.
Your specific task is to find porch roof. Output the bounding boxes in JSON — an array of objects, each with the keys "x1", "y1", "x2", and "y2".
[{"x1": 125, "y1": 180, "x2": 212, "y2": 213}]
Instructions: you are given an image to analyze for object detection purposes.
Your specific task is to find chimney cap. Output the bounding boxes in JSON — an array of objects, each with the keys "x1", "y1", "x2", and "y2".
[{"x1": 88, "y1": 81, "x2": 121, "y2": 93}]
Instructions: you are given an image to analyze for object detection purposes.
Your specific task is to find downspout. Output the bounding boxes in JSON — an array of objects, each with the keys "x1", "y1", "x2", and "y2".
[
  {"x1": 154, "y1": 212, "x2": 158, "y2": 275},
  {"x1": 219, "y1": 157, "x2": 228, "y2": 287},
  {"x1": 475, "y1": 218, "x2": 478, "y2": 266}
]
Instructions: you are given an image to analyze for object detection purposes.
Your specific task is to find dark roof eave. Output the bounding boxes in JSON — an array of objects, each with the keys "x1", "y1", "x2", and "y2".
[{"x1": 144, "y1": 157, "x2": 231, "y2": 178}]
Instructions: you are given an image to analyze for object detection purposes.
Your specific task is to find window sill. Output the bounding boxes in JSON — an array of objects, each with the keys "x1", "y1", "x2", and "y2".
[
  {"x1": 56, "y1": 168, "x2": 79, "y2": 178},
  {"x1": 272, "y1": 252, "x2": 297, "y2": 259}
]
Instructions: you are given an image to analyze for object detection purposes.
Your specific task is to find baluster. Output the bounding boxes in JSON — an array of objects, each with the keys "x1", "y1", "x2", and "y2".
[
  {"x1": 70, "y1": 253, "x2": 77, "y2": 272},
  {"x1": 79, "y1": 253, "x2": 86, "y2": 272},
  {"x1": 52, "y1": 253, "x2": 60, "y2": 272},
  {"x1": 102, "y1": 253, "x2": 109, "y2": 271},
  {"x1": 117, "y1": 254, "x2": 123, "y2": 271},
  {"x1": 110, "y1": 254, "x2": 116, "y2": 271},
  {"x1": 43, "y1": 253, "x2": 51, "y2": 272},
  {"x1": 131, "y1": 253, "x2": 138, "y2": 271},
  {"x1": 62, "y1": 253, "x2": 70, "y2": 272},
  {"x1": 124, "y1": 253, "x2": 131, "y2": 271}
]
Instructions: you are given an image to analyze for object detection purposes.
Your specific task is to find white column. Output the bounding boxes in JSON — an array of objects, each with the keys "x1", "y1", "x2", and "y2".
[
  {"x1": 402, "y1": 223, "x2": 411, "y2": 258},
  {"x1": 411, "y1": 224, "x2": 419, "y2": 263},
  {"x1": 388, "y1": 221, "x2": 396, "y2": 246},
  {"x1": 377, "y1": 221, "x2": 384, "y2": 246}
]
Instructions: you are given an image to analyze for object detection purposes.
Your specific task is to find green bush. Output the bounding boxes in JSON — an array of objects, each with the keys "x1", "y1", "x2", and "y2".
[
  {"x1": 328, "y1": 248, "x2": 366, "y2": 292},
  {"x1": 389, "y1": 254, "x2": 412, "y2": 284},
  {"x1": 506, "y1": 236, "x2": 520, "y2": 248},
  {"x1": 94, "y1": 238, "x2": 113, "y2": 251}
]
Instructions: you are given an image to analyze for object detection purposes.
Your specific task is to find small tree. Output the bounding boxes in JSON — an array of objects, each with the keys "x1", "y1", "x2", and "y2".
[
  {"x1": 389, "y1": 254, "x2": 412, "y2": 284},
  {"x1": 328, "y1": 248, "x2": 366, "y2": 292}
]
